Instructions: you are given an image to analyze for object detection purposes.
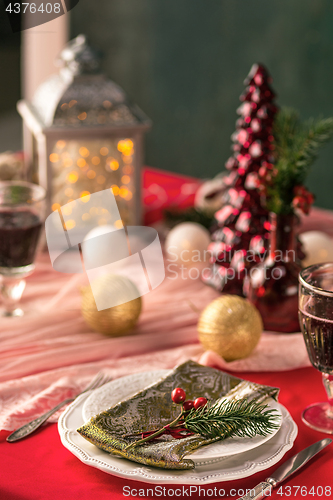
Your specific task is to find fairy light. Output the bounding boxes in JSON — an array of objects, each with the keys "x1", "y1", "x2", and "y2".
[
  {"x1": 121, "y1": 175, "x2": 130, "y2": 185},
  {"x1": 49, "y1": 153, "x2": 59, "y2": 163},
  {"x1": 100, "y1": 147, "x2": 109, "y2": 156},
  {"x1": 119, "y1": 186, "x2": 129, "y2": 198},
  {"x1": 103, "y1": 100, "x2": 112, "y2": 108},
  {"x1": 117, "y1": 139, "x2": 134, "y2": 156},
  {"x1": 78, "y1": 112, "x2": 87, "y2": 121},
  {"x1": 80, "y1": 191, "x2": 91, "y2": 202},
  {"x1": 114, "y1": 219, "x2": 123, "y2": 229},
  {"x1": 110, "y1": 185, "x2": 119, "y2": 196},
  {"x1": 67, "y1": 172, "x2": 78, "y2": 183},
  {"x1": 52, "y1": 203, "x2": 61, "y2": 211},
  {"x1": 79, "y1": 147, "x2": 89, "y2": 158},
  {"x1": 125, "y1": 191, "x2": 133, "y2": 201},
  {"x1": 77, "y1": 158, "x2": 86, "y2": 168},
  {"x1": 61, "y1": 103, "x2": 68, "y2": 110},
  {"x1": 98, "y1": 218, "x2": 108, "y2": 226},
  {"x1": 64, "y1": 219, "x2": 76, "y2": 230},
  {"x1": 65, "y1": 187, "x2": 73, "y2": 197},
  {"x1": 56, "y1": 140, "x2": 66, "y2": 149},
  {"x1": 110, "y1": 159, "x2": 119, "y2": 171},
  {"x1": 68, "y1": 100, "x2": 77, "y2": 108},
  {"x1": 92, "y1": 156, "x2": 100, "y2": 165},
  {"x1": 87, "y1": 170, "x2": 96, "y2": 179},
  {"x1": 82, "y1": 213, "x2": 90, "y2": 221}
]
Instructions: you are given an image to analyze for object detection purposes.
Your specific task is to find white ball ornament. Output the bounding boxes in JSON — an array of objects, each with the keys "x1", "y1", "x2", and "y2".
[
  {"x1": 83, "y1": 225, "x2": 116, "y2": 258},
  {"x1": 165, "y1": 222, "x2": 211, "y2": 269},
  {"x1": 299, "y1": 231, "x2": 333, "y2": 268}
]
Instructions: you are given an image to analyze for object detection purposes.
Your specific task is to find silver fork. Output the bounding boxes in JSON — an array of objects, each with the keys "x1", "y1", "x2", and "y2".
[{"x1": 7, "y1": 371, "x2": 112, "y2": 442}]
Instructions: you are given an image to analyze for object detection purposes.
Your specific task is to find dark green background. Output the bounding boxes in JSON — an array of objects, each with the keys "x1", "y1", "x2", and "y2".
[
  {"x1": 1, "y1": 1, "x2": 332, "y2": 208},
  {"x1": 71, "y1": 0, "x2": 333, "y2": 210}
]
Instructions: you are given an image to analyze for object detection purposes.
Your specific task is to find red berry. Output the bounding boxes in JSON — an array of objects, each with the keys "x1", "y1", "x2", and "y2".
[
  {"x1": 194, "y1": 397, "x2": 207, "y2": 410},
  {"x1": 183, "y1": 400, "x2": 195, "y2": 412},
  {"x1": 171, "y1": 388, "x2": 186, "y2": 404}
]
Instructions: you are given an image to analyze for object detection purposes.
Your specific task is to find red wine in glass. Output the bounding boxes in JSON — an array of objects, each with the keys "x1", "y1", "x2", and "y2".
[
  {"x1": 0, "y1": 209, "x2": 42, "y2": 269},
  {"x1": 299, "y1": 310, "x2": 333, "y2": 373},
  {"x1": 299, "y1": 263, "x2": 333, "y2": 434}
]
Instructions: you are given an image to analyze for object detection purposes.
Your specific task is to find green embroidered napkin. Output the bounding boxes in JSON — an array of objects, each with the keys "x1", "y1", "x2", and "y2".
[{"x1": 77, "y1": 360, "x2": 279, "y2": 469}]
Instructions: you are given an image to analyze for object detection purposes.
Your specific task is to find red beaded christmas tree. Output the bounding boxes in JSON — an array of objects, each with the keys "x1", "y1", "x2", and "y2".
[{"x1": 203, "y1": 64, "x2": 278, "y2": 295}]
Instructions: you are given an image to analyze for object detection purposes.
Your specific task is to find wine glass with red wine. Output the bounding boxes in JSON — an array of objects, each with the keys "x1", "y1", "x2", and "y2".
[
  {"x1": 299, "y1": 263, "x2": 333, "y2": 433},
  {"x1": 0, "y1": 181, "x2": 45, "y2": 316}
]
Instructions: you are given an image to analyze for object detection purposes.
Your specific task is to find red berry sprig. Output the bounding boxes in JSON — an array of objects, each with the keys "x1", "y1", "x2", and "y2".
[
  {"x1": 171, "y1": 387, "x2": 186, "y2": 404},
  {"x1": 292, "y1": 185, "x2": 314, "y2": 215},
  {"x1": 183, "y1": 400, "x2": 195, "y2": 412},
  {"x1": 194, "y1": 397, "x2": 208, "y2": 410},
  {"x1": 125, "y1": 388, "x2": 208, "y2": 449}
]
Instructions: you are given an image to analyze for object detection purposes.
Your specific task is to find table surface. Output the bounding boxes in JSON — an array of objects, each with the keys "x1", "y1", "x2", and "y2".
[
  {"x1": 1, "y1": 168, "x2": 333, "y2": 500},
  {"x1": 1, "y1": 368, "x2": 332, "y2": 500}
]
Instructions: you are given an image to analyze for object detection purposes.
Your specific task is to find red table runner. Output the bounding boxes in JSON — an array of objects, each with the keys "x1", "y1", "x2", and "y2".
[{"x1": 1, "y1": 368, "x2": 332, "y2": 500}]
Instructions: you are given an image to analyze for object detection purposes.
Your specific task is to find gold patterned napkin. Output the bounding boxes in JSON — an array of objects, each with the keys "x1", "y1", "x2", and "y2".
[{"x1": 77, "y1": 360, "x2": 279, "y2": 469}]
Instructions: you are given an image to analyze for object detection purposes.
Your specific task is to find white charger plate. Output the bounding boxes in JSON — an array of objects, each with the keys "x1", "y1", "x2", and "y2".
[
  {"x1": 58, "y1": 371, "x2": 298, "y2": 485},
  {"x1": 82, "y1": 370, "x2": 283, "y2": 461}
]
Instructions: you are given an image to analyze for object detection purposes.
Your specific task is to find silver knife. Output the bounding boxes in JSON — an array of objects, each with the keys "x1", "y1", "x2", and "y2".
[{"x1": 236, "y1": 438, "x2": 332, "y2": 500}]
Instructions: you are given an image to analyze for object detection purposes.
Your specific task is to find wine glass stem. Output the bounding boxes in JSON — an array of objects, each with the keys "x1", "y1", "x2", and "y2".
[
  {"x1": 0, "y1": 278, "x2": 26, "y2": 316},
  {"x1": 322, "y1": 373, "x2": 333, "y2": 418}
]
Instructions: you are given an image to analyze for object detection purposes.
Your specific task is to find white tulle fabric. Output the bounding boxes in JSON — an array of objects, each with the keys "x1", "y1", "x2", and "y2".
[{"x1": 2, "y1": 207, "x2": 330, "y2": 432}]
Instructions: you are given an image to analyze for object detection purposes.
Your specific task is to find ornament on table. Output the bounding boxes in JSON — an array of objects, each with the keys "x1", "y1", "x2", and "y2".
[
  {"x1": 197, "y1": 295, "x2": 263, "y2": 361},
  {"x1": 202, "y1": 63, "x2": 278, "y2": 296},
  {"x1": 247, "y1": 108, "x2": 333, "y2": 332},
  {"x1": 81, "y1": 274, "x2": 142, "y2": 336},
  {"x1": 194, "y1": 173, "x2": 228, "y2": 214},
  {"x1": 165, "y1": 222, "x2": 211, "y2": 270},
  {"x1": 299, "y1": 231, "x2": 333, "y2": 268},
  {"x1": 17, "y1": 35, "x2": 151, "y2": 225},
  {"x1": 82, "y1": 224, "x2": 117, "y2": 264}
]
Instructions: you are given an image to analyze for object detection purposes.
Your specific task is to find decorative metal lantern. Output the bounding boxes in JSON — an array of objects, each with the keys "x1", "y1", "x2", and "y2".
[{"x1": 17, "y1": 35, "x2": 151, "y2": 226}]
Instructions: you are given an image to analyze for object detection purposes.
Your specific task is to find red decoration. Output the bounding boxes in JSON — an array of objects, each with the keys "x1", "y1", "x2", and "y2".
[
  {"x1": 203, "y1": 64, "x2": 278, "y2": 295},
  {"x1": 193, "y1": 397, "x2": 208, "y2": 410},
  {"x1": 247, "y1": 213, "x2": 301, "y2": 332},
  {"x1": 171, "y1": 387, "x2": 186, "y2": 404},
  {"x1": 183, "y1": 400, "x2": 195, "y2": 412}
]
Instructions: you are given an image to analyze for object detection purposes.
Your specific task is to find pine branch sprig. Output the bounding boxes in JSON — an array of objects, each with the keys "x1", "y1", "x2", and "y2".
[
  {"x1": 266, "y1": 108, "x2": 333, "y2": 214},
  {"x1": 184, "y1": 398, "x2": 280, "y2": 440},
  {"x1": 295, "y1": 117, "x2": 333, "y2": 171},
  {"x1": 124, "y1": 397, "x2": 280, "y2": 450}
]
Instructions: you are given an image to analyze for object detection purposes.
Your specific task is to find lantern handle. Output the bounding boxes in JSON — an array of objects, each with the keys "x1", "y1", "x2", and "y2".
[{"x1": 56, "y1": 34, "x2": 102, "y2": 76}]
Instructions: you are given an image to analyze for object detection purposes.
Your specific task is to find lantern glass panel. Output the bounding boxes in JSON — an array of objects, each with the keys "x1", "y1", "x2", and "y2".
[{"x1": 49, "y1": 137, "x2": 136, "y2": 225}]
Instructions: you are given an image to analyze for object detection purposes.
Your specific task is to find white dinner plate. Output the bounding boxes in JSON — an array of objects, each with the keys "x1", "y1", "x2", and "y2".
[
  {"x1": 82, "y1": 370, "x2": 283, "y2": 461},
  {"x1": 58, "y1": 372, "x2": 298, "y2": 485}
]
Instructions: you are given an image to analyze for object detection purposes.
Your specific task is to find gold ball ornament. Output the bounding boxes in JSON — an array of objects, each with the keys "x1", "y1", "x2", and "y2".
[
  {"x1": 81, "y1": 275, "x2": 142, "y2": 336},
  {"x1": 198, "y1": 295, "x2": 263, "y2": 361}
]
